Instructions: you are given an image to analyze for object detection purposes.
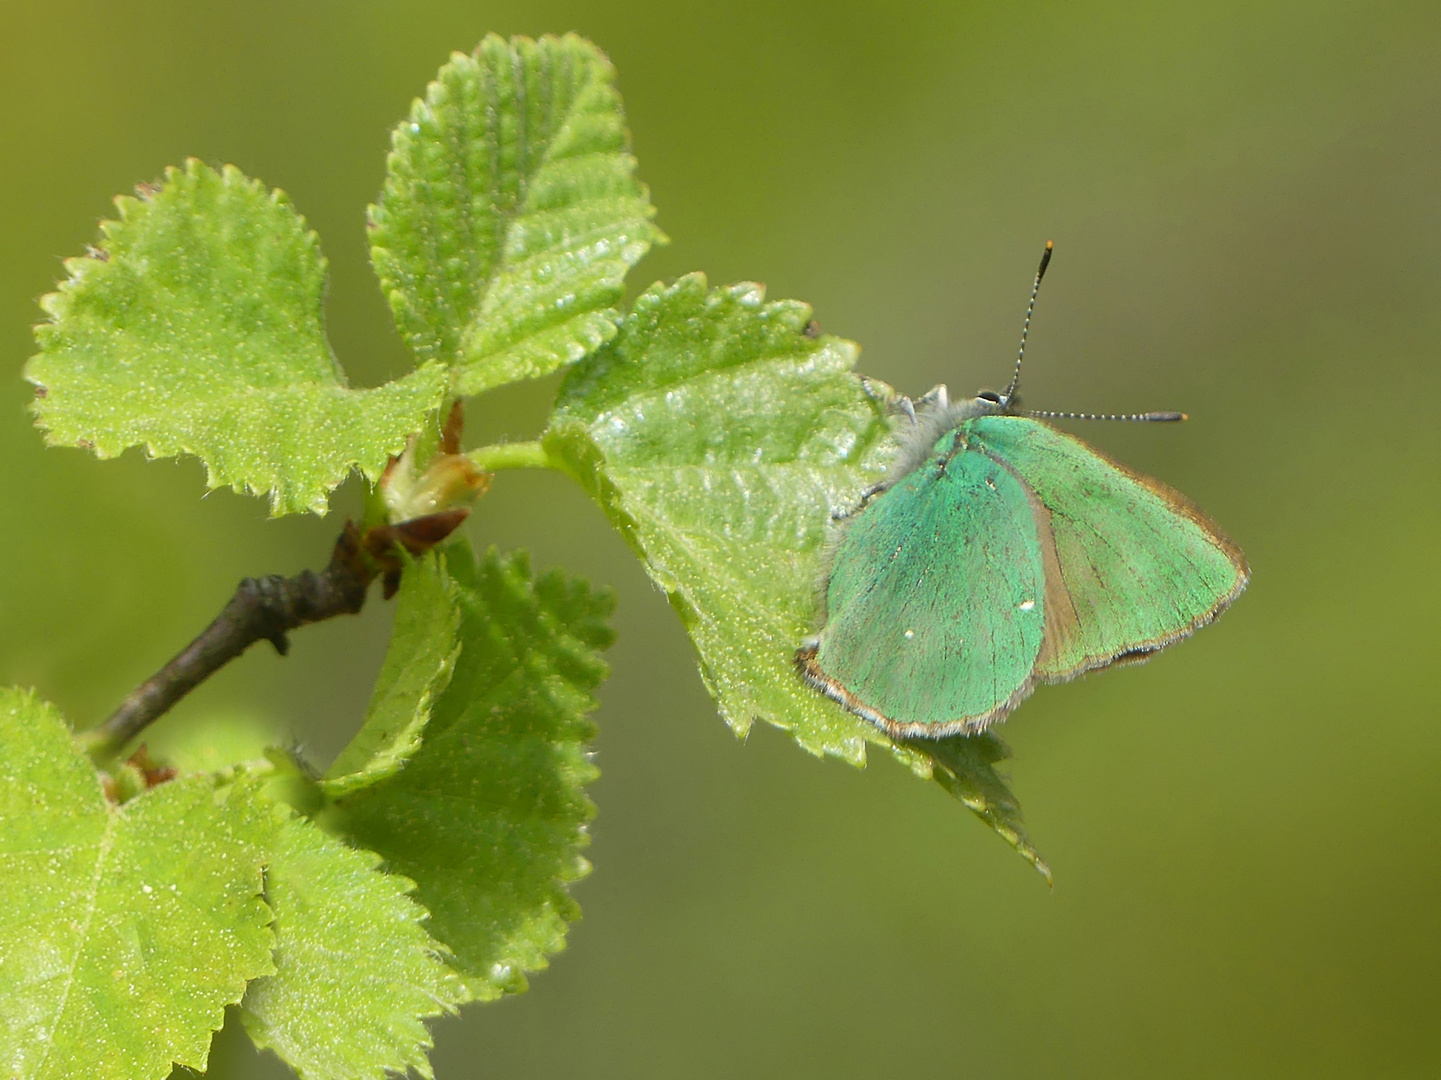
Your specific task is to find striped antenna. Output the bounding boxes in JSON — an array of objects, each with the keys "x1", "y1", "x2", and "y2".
[
  {"x1": 1022, "y1": 409, "x2": 1187, "y2": 422},
  {"x1": 1001, "y1": 240, "x2": 1054, "y2": 404}
]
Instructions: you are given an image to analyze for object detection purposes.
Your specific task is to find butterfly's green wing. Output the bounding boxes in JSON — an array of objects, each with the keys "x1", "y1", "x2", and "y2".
[
  {"x1": 804, "y1": 438, "x2": 1049, "y2": 737},
  {"x1": 965, "y1": 416, "x2": 1248, "y2": 681}
]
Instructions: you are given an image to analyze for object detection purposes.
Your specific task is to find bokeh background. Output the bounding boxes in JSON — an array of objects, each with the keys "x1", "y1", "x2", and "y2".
[{"x1": 3, "y1": 2, "x2": 1438, "y2": 1077}]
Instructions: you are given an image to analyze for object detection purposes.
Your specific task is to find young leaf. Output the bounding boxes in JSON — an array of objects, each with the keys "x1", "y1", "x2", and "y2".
[
  {"x1": 369, "y1": 34, "x2": 664, "y2": 395},
  {"x1": 240, "y1": 813, "x2": 464, "y2": 1080},
  {"x1": 26, "y1": 159, "x2": 447, "y2": 515},
  {"x1": 0, "y1": 688, "x2": 277, "y2": 1080},
  {"x1": 546, "y1": 275, "x2": 1046, "y2": 869},
  {"x1": 322, "y1": 555, "x2": 461, "y2": 798},
  {"x1": 332, "y1": 544, "x2": 612, "y2": 999}
]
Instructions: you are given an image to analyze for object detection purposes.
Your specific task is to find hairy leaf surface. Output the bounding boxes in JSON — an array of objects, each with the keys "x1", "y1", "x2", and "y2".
[
  {"x1": 26, "y1": 160, "x2": 446, "y2": 515},
  {"x1": 547, "y1": 275, "x2": 1045, "y2": 870},
  {"x1": 240, "y1": 813, "x2": 463, "y2": 1080},
  {"x1": 335, "y1": 545, "x2": 611, "y2": 999},
  {"x1": 0, "y1": 689, "x2": 277, "y2": 1080},
  {"x1": 369, "y1": 34, "x2": 664, "y2": 394}
]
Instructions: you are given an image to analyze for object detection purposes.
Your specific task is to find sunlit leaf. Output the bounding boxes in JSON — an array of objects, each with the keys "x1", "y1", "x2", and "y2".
[
  {"x1": 546, "y1": 274, "x2": 1045, "y2": 869},
  {"x1": 240, "y1": 813, "x2": 463, "y2": 1080},
  {"x1": 548, "y1": 274, "x2": 891, "y2": 758},
  {"x1": 369, "y1": 34, "x2": 664, "y2": 394},
  {"x1": 26, "y1": 159, "x2": 446, "y2": 515},
  {"x1": 334, "y1": 544, "x2": 611, "y2": 999},
  {"x1": 0, "y1": 688, "x2": 277, "y2": 1080}
]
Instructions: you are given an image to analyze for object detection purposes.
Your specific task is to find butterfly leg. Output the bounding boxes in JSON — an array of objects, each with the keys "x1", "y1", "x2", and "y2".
[
  {"x1": 837, "y1": 381, "x2": 953, "y2": 520},
  {"x1": 897, "y1": 383, "x2": 952, "y2": 426},
  {"x1": 916, "y1": 383, "x2": 950, "y2": 411},
  {"x1": 861, "y1": 375, "x2": 922, "y2": 416},
  {"x1": 864, "y1": 378, "x2": 950, "y2": 428},
  {"x1": 831, "y1": 479, "x2": 892, "y2": 520}
]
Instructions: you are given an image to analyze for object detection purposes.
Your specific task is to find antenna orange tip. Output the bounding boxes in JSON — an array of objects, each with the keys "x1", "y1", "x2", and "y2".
[{"x1": 1044, "y1": 240, "x2": 1053, "y2": 250}]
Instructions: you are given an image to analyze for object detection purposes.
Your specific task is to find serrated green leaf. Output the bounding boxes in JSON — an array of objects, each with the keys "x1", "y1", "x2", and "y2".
[
  {"x1": 0, "y1": 688, "x2": 277, "y2": 1080},
  {"x1": 333, "y1": 545, "x2": 611, "y2": 999},
  {"x1": 369, "y1": 34, "x2": 664, "y2": 395},
  {"x1": 26, "y1": 159, "x2": 447, "y2": 515},
  {"x1": 240, "y1": 813, "x2": 463, "y2": 1080},
  {"x1": 546, "y1": 274, "x2": 1045, "y2": 869},
  {"x1": 548, "y1": 274, "x2": 893, "y2": 760},
  {"x1": 322, "y1": 555, "x2": 461, "y2": 798}
]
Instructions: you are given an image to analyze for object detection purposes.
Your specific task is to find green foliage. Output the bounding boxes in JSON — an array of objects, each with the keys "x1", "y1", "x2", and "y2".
[
  {"x1": 334, "y1": 546, "x2": 612, "y2": 1001},
  {"x1": 369, "y1": 34, "x2": 665, "y2": 395},
  {"x1": 5, "y1": 29, "x2": 1057, "y2": 1080},
  {"x1": 239, "y1": 813, "x2": 464, "y2": 1080},
  {"x1": 0, "y1": 537, "x2": 613, "y2": 1080},
  {"x1": 546, "y1": 275, "x2": 1044, "y2": 867},
  {"x1": 0, "y1": 689, "x2": 277, "y2": 1080},
  {"x1": 549, "y1": 275, "x2": 893, "y2": 760},
  {"x1": 25, "y1": 160, "x2": 447, "y2": 515}
]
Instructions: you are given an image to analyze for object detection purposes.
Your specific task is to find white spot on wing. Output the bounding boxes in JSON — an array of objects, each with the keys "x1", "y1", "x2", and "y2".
[{"x1": 1018, "y1": 600, "x2": 1036, "y2": 611}]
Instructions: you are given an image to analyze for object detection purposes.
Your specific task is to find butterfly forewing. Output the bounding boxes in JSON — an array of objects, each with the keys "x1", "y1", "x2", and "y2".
[
  {"x1": 966, "y1": 416, "x2": 1248, "y2": 680},
  {"x1": 814, "y1": 442, "x2": 1047, "y2": 736}
]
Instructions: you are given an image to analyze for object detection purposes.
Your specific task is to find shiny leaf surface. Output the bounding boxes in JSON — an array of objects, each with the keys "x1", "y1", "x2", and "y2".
[{"x1": 369, "y1": 34, "x2": 664, "y2": 395}]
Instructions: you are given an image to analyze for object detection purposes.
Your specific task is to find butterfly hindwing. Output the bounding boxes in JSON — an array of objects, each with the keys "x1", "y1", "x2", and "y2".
[
  {"x1": 965, "y1": 416, "x2": 1248, "y2": 681},
  {"x1": 810, "y1": 438, "x2": 1048, "y2": 736}
]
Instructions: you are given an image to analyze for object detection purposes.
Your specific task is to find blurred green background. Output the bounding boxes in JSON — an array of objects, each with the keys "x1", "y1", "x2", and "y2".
[{"x1": 3, "y1": 1, "x2": 1438, "y2": 1077}]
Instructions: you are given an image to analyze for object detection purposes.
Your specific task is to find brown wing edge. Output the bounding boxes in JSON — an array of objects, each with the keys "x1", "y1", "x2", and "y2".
[
  {"x1": 1010, "y1": 423, "x2": 1251, "y2": 685},
  {"x1": 790, "y1": 432, "x2": 1051, "y2": 740},
  {"x1": 794, "y1": 643, "x2": 1038, "y2": 739},
  {"x1": 791, "y1": 421, "x2": 1248, "y2": 738}
]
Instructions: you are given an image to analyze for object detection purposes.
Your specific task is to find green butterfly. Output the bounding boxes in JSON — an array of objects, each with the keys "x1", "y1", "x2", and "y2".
[{"x1": 797, "y1": 245, "x2": 1249, "y2": 738}]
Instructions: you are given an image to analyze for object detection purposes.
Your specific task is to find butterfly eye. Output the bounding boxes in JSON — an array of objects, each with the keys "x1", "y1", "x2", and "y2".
[{"x1": 977, "y1": 390, "x2": 1002, "y2": 404}]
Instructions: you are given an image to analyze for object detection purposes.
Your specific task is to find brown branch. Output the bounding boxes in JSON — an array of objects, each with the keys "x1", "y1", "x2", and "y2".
[
  {"x1": 84, "y1": 509, "x2": 471, "y2": 761},
  {"x1": 82, "y1": 401, "x2": 492, "y2": 764},
  {"x1": 85, "y1": 524, "x2": 376, "y2": 759}
]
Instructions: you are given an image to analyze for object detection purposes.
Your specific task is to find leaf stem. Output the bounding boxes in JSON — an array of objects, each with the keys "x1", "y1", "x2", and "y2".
[{"x1": 467, "y1": 440, "x2": 554, "y2": 472}]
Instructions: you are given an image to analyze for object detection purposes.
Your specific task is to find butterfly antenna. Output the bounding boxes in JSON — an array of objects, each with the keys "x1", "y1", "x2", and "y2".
[
  {"x1": 1002, "y1": 240, "x2": 1054, "y2": 405},
  {"x1": 1022, "y1": 409, "x2": 1188, "y2": 422}
]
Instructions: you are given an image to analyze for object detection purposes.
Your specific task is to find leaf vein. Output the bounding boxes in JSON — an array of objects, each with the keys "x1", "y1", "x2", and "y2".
[{"x1": 32, "y1": 810, "x2": 116, "y2": 1078}]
